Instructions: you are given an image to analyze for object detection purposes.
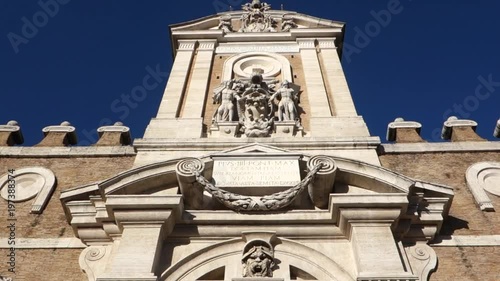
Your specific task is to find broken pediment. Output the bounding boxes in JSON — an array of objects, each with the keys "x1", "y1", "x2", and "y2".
[{"x1": 60, "y1": 144, "x2": 454, "y2": 246}]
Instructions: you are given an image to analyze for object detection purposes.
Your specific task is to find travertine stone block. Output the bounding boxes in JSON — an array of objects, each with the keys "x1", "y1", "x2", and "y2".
[
  {"x1": 182, "y1": 40, "x2": 216, "y2": 119},
  {"x1": 441, "y1": 116, "x2": 485, "y2": 142},
  {"x1": 37, "y1": 121, "x2": 78, "y2": 147},
  {"x1": 317, "y1": 38, "x2": 358, "y2": 117},
  {"x1": 156, "y1": 40, "x2": 196, "y2": 119},
  {"x1": 0, "y1": 120, "x2": 23, "y2": 146},
  {"x1": 96, "y1": 122, "x2": 131, "y2": 146},
  {"x1": 297, "y1": 38, "x2": 332, "y2": 118},
  {"x1": 387, "y1": 118, "x2": 425, "y2": 143}
]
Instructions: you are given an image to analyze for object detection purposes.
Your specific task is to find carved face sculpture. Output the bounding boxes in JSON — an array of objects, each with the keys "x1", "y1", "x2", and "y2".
[{"x1": 242, "y1": 245, "x2": 274, "y2": 277}]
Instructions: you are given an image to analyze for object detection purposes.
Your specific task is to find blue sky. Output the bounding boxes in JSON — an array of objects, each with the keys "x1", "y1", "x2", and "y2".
[{"x1": 1, "y1": 0, "x2": 499, "y2": 145}]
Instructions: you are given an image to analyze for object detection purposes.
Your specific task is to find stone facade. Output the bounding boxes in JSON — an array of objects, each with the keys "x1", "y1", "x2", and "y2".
[{"x1": 1, "y1": 2, "x2": 499, "y2": 281}]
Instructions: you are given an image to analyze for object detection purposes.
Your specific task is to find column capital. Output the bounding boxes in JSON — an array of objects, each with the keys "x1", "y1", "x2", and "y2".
[
  {"x1": 296, "y1": 38, "x2": 316, "y2": 50},
  {"x1": 316, "y1": 38, "x2": 337, "y2": 49},
  {"x1": 177, "y1": 40, "x2": 197, "y2": 51}
]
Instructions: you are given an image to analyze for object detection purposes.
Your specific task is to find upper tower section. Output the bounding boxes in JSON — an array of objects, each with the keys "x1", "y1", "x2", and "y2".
[{"x1": 137, "y1": 1, "x2": 379, "y2": 165}]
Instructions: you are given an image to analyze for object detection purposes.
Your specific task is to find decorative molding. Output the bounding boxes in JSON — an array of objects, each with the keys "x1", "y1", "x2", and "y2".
[
  {"x1": 0, "y1": 167, "x2": 56, "y2": 214},
  {"x1": 466, "y1": 162, "x2": 500, "y2": 211},
  {"x1": 307, "y1": 155, "x2": 337, "y2": 208},
  {"x1": 178, "y1": 40, "x2": 197, "y2": 51},
  {"x1": 380, "y1": 141, "x2": 500, "y2": 154},
  {"x1": 0, "y1": 238, "x2": 86, "y2": 249},
  {"x1": 0, "y1": 146, "x2": 136, "y2": 157},
  {"x1": 316, "y1": 38, "x2": 337, "y2": 49},
  {"x1": 216, "y1": 43, "x2": 300, "y2": 54},
  {"x1": 296, "y1": 38, "x2": 316, "y2": 50},
  {"x1": 222, "y1": 52, "x2": 293, "y2": 83},
  {"x1": 405, "y1": 244, "x2": 437, "y2": 281},
  {"x1": 197, "y1": 40, "x2": 217, "y2": 51},
  {"x1": 79, "y1": 245, "x2": 112, "y2": 281}
]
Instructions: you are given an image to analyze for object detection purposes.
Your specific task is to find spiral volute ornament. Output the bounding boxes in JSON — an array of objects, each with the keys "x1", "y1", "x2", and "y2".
[
  {"x1": 85, "y1": 247, "x2": 106, "y2": 261},
  {"x1": 176, "y1": 158, "x2": 205, "y2": 177},
  {"x1": 307, "y1": 155, "x2": 337, "y2": 175},
  {"x1": 410, "y1": 245, "x2": 431, "y2": 261}
]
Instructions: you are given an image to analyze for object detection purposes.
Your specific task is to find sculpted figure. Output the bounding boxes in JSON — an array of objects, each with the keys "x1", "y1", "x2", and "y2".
[
  {"x1": 213, "y1": 80, "x2": 242, "y2": 122},
  {"x1": 218, "y1": 17, "x2": 233, "y2": 33},
  {"x1": 270, "y1": 80, "x2": 298, "y2": 121},
  {"x1": 281, "y1": 17, "x2": 298, "y2": 32},
  {"x1": 242, "y1": 244, "x2": 275, "y2": 277}
]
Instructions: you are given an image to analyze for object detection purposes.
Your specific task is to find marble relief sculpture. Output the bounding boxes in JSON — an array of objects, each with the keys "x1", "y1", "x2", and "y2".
[
  {"x1": 217, "y1": 16, "x2": 233, "y2": 33},
  {"x1": 270, "y1": 80, "x2": 298, "y2": 122},
  {"x1": 242, "y1": 242, "x2": 275, "y2": 277},
  {"x1": 239, "y1": 0, "x2": 277, "y2": 32},
  {"x1": 213, "y1": 80, "x2": 242, "y2": 122},
  {"x1": 213, "y1": 71, "x2": 303, "y2": 137},
  {"x1": 281, "y1": 16, "x2": 298, "y2": 32}
]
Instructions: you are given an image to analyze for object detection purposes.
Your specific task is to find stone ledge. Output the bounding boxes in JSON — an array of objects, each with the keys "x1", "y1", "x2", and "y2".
[
  {"x1": 0, "y1": 238, "x2": 86, "y2": 249},
  {"x1": 134, "y1": 136, "x2": 381, "y2": 151},
  {"x1": 379, "y1": 141, "x2": 500, "y2": 154},
  {"x1": 0, "y1": 146, "x2": 136, "y2": 157},
  {"x1": 431, "y1": 235, "x2": 500, "y2": 247}
]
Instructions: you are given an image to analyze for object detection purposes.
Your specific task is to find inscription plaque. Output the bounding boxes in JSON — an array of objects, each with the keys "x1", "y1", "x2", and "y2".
[{"x1": 212, "y1": 157, "x2": 301, "y2": 188}]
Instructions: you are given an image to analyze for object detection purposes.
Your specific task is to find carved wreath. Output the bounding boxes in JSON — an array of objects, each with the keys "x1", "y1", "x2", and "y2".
[{"x1": 192, "y1": 163, "x2": 322, "y2": 211}]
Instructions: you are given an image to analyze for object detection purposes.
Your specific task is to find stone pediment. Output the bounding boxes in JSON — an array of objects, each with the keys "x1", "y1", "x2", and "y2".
[{"x1": 170, "y1": 11, "x2": 345, "y2": 33}]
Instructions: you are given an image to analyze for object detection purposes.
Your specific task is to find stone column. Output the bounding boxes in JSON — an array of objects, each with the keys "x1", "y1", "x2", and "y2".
[
  {"x1": 297, "y1": 38, "x2": 331, "y2": 117},
  {"x1": 316, "y1": 38, "x2": 357, "y2": 117}
]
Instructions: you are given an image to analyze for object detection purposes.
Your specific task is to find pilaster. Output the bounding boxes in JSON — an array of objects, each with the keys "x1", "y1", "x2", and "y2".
[{"x1": 317, "y1": 38, "x2": 358, "y2": 116}]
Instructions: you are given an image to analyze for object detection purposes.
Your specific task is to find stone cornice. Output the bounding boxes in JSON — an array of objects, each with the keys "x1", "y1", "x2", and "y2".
[
  {"x1": 0, "y1": 146, "x2": 136, "y2": 157},
  {"x1": 379, "y1": 141, "x2": 500, "y2": 154}
]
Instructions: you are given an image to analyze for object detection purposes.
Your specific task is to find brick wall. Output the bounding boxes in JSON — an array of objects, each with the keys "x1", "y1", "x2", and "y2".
[
  {"x1": 380, "y1": 151, "x2": 500, "y2": 281},
  {"x1": 0, "y1": 249, "x2": 87, "y2": 281},
  {"x1": 0, "y1": 156, "x2": 135, "y2": 238}
]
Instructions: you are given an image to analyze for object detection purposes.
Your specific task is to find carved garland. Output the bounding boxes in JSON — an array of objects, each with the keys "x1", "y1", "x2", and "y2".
[{"x1": 192, "y1": 164, "x2": 322, "y2": 211}]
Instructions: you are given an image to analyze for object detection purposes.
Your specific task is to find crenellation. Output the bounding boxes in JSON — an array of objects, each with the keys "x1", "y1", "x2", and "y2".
[
  {"x1": 386, "y1": 118, "x2": 424, "y2": 143},
  {"x1": 441, "y1": 116, "x2": 486, "y2": 142},
  {"x1": 96, "y1": 122, "x2": 132, "y2": 146},
  {"x1": 37, "y1": 121, "x2": 78, "y2": 147},
  {"x1": 0, "y1": 120, "x2": 24, "y2": 146}
]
